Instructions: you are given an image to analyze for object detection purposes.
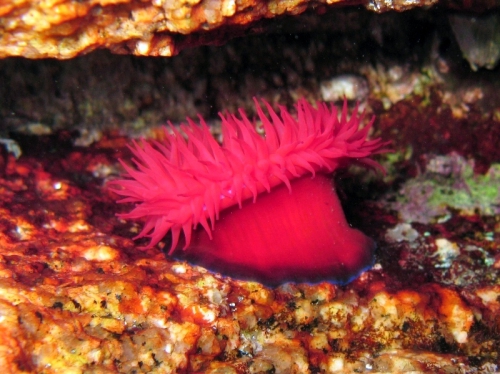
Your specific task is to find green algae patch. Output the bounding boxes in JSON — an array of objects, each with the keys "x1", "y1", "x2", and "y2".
[
  {"x1": 431, "y1": 169, "x2": 499, "y2": 215},
  {"x1": 387, "y1": 154, "x2": 500, "y2": 223}
]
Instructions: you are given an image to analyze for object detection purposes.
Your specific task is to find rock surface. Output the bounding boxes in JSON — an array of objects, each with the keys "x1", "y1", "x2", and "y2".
[{"x1": 0, "y1": 0, "x2": 484, "y2": 59}]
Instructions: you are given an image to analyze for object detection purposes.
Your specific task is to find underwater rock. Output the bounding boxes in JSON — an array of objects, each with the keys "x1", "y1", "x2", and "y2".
[
  {"x1": 449, "y1": 13, "x2": 500, "y2": 71},
  {"x1": 0, "y1": 0, "x2": 495, "y2": 59}
]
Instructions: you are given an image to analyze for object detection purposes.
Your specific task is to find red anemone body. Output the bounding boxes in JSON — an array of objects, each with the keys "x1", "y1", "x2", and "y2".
[
  {"x1": 178, "y1": 174, "x2": 375, "y2": 285},
  {"x1": 111, "y1": 98, "x2": 388, "y2": 285}
]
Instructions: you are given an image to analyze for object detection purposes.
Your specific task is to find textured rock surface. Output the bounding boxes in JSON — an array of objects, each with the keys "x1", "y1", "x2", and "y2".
[
  {"x1": 0, "y1": 135, "x2": 497, "y2": 372},
  {"x1": 0, "y1": 0, "x2": 485, "y2": 59},
  {"x1": 2, "y1": 2, "x2": 500, "y2": 371},
  {"x1": 3, "y1": 7, "x2": 500, "y2": 138}
]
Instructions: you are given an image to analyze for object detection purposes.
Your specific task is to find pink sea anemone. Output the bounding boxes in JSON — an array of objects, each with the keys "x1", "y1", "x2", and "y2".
[{"x1": 111, "y1": 98, "x2": 388, "y2": 285}]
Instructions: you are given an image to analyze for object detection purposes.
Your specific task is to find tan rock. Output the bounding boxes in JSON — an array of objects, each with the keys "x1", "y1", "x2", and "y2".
[{"x1": 0, "y1": 0, "x2": 445, "y2": 59}]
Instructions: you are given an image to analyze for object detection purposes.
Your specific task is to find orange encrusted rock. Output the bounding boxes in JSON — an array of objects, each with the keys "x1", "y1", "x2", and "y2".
[
  {"x1": 0, "y1": 0, "x2": 456, "y2": 59},
  {"x1": 0, "y1": 105, "x2": 499, "y2": 371}
]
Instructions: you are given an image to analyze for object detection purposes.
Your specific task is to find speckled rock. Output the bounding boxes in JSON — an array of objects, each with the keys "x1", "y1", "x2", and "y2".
[{"x1": 0, "y1": 0, "x2": 494, "y2": 59}]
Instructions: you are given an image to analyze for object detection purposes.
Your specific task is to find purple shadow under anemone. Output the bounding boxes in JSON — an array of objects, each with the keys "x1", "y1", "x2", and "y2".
[{"x1": 110, "y1": 98, "x2": 389, "y2": 286}]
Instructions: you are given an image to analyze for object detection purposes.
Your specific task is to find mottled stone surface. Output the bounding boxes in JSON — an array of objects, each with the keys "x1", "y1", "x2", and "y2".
[
  {"x1": 2, "y1": 2, "x2": 500, "y2": 371},
  {"x1": 2, "y1": 8, "x2": 494, "y2": 137},
  {"x1": 0, "y1": 0, "x2": 492, "y2": 59},
  {"x1": 1, "y1": 93, "x2": 500, "y2": 371}
]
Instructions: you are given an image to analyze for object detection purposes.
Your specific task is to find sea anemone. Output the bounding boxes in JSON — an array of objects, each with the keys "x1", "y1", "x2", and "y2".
[{"x1": 111, "y1": 98, "x2": 389, "y2": 285}]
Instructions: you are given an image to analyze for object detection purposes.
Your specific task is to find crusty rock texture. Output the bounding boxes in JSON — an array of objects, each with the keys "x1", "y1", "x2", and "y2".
[{"x1": 0, "y1": 0, "x2": 443, "y2": 59}]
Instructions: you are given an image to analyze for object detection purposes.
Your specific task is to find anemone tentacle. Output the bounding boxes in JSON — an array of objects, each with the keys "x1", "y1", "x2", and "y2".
[{"x1": 110, "y1": 98, "x2": 389, "y2": 252}]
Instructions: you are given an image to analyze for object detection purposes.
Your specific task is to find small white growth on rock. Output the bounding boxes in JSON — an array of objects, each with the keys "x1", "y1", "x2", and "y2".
[
  {"x1": 385, "y1": 223, "x2": 419, "y2": 243},
  {"x1": 433, "y1": 238, "x2": 460, "y2": 268},
  {"x1": 320, "y1": 74, "x2": 369, "y2": 102}
]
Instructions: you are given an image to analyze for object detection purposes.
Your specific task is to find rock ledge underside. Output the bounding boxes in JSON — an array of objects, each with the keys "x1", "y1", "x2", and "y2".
[{"x1": 0, "y1": 0, "x2": 469, "y2": 59}]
